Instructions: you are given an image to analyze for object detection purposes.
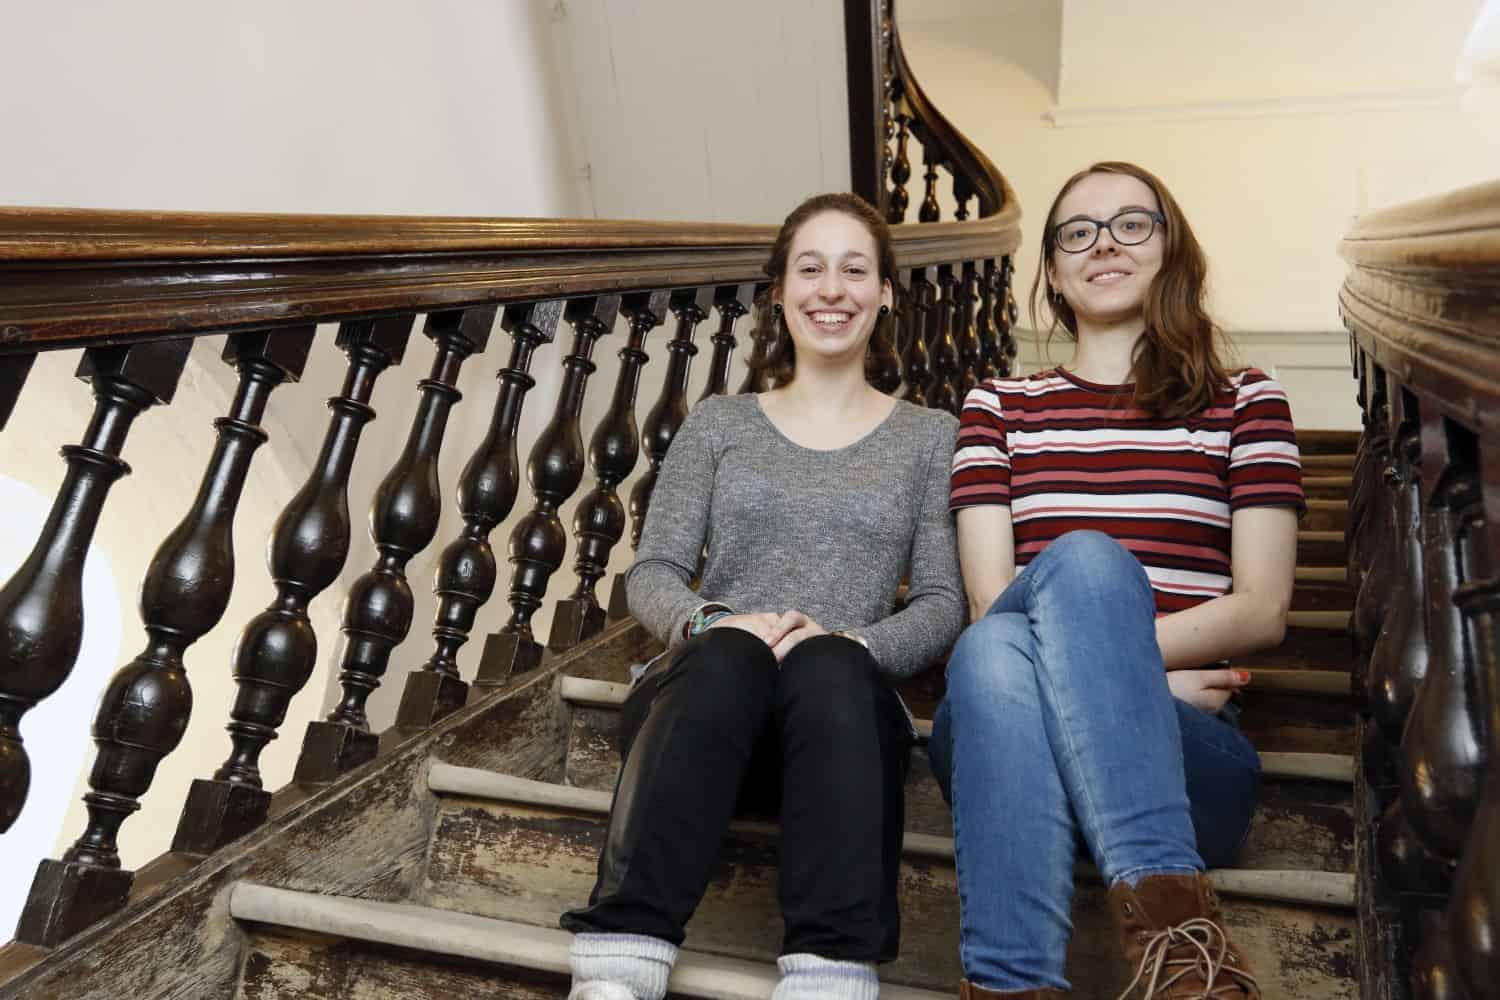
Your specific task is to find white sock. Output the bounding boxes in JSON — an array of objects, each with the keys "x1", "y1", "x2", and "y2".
[
  {"x1": 772, "y1": 953, "x2": 880, "y2": 1000},
  {"x1": 568, "y1": 932, "x2": 678, "y2": 1000}
]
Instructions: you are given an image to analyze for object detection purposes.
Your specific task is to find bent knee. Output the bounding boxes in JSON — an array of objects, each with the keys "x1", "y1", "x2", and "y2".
[
  {"x1": 945, "y1": 613, "x2": 1034, "y2": 699},
  {"x1": 778, "y1": 633, "x2": 878, "y2": 695}
]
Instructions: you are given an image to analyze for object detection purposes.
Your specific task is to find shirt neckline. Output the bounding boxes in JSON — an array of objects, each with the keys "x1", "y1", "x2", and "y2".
[
  {"x1": 749, "y1": 393, "x2": 903, "y2": 454},
  {"x1": 1053, "y1": 366, "x2": 1134, "y2": 394}
]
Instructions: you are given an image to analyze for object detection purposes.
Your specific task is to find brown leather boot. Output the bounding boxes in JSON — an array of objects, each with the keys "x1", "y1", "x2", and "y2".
[
  {"x1": 1108, "y1": 873, "x2": 1259, "y2": 998},
  {"x1": 959, "y1": 982, "x2": 1066, "y2": 998}
]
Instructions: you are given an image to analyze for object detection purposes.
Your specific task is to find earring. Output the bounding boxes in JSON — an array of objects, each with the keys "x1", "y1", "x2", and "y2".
[
  {"x1": 878, "y1": 304, "x2": 890, "y2": 316},
  {"x1": 772, "y1": 304, "x2": 783, "y2": 318}
]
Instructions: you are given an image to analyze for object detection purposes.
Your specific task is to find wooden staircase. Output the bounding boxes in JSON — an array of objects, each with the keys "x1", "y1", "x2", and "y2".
[{"x1": 0, "y1": 433, "x2": 1366, "y2": 998}]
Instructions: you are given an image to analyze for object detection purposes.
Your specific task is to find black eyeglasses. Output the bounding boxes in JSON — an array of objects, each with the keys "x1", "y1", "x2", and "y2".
[{"x1": 1051, "y1": 210, "x2": 1165, "y2": 254}]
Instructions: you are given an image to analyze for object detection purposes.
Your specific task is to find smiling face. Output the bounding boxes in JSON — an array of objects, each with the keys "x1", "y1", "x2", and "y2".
[
  {"x1": 774, "y1": 210, "x2": 893, "y2": 371},
  {"x1": 1046, "y1": 171, "x2": 1165, "y2": 332}
]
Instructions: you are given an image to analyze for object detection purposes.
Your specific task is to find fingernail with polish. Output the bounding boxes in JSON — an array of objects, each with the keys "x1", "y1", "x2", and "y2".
[{"x1": 1237, "y1": 670, "x2": 1251, "y2": 684}]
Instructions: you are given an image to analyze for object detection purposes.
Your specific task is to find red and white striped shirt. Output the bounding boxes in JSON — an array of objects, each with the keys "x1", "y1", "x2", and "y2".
[{"x1": 950, "y1": 367, "x2": 1304, "y2": 614}]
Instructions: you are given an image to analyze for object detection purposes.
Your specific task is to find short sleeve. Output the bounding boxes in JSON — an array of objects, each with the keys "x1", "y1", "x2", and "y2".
[
  {"x1": 950, "y1": 381, "x2": 1012, "y2": 511},
  {"x1": 1227, "y1": 369, "x2": 1305, "y2": 514}
]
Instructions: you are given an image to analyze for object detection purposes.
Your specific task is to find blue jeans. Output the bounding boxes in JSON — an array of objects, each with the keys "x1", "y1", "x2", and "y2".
[{"x1": 928, "y1": 531, "x2": 1261, "y2": 991}]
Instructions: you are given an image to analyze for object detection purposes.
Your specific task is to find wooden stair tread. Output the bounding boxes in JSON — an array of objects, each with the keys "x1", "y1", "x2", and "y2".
[
  {"x1": 559, "y1": 672, "x2": 1353, "y2": 717},
  {"x1": 229, "y1": 882, "x2": 950, "y2": 1000},
  {"x1": 426, "y1": 764, "x2": 1353, "y2": 908}
]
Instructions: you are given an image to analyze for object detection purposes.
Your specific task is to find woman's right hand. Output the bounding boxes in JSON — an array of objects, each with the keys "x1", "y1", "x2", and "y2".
[
  {"x1": 708, "y1": 612, "x2": 796, "y2": 651},
  {"x1": 1166, "y1": 667, "x2": 1250, "y2": 714}
]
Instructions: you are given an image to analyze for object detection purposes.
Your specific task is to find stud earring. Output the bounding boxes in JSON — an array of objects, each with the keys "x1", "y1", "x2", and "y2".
[
  {"x1": 772, "y1": 304, "x2": 783, "y2": 318},
  {"x1": 878, "y1": 305, "x2": 890, "y2": 316}
]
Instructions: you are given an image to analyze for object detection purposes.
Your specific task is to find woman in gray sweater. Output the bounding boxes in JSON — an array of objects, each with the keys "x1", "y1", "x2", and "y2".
[{"x1": 561, "y1": 193, "x2": 965, "y2": 1000}]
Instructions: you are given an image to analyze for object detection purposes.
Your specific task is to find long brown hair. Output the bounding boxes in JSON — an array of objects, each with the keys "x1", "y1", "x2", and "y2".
[
  {"x1": 746, "y1": 192, "x2": 897, "y2": 386},
  {"x1": 1030, "y1": 161, "x2": 1229, "y2": 419}
]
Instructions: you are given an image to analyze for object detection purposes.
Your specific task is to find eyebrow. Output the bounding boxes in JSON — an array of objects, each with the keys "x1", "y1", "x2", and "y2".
[
  {"x1": 794, "y1": 249, "x2": 872, "y2": 262},
  {"x1": 1056, "y1": 204, "x2": 1155, "y2": 223}
]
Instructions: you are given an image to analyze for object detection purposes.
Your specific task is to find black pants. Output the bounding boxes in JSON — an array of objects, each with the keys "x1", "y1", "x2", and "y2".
[{"x1": 560, "y1": 628, "x2": 912, "y2": 961}]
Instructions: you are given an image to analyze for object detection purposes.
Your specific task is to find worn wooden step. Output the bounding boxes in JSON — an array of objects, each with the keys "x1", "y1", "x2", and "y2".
[
  {"x1": 1303, "y1": 475, "x2": 1354, "y2": 499},
  {"x1": 1297, "y1": 530, "x2": 1348, "y2": 566},
  {"x1": 558, "y1": 679, "x2": 1355, "y2": 876},
  {"x1": 422, "y1": 766, "x2": 1357, "y2": 997},
  {"x1": 1300, "y1": 498, "x2": 1348, "y2": 532},
  {"x1": 230, "y1": 882, "x2": 948, "y2": 1000},
  {"x1": 1301, "y1": 453, "x2": 1356, "y2": 473},
  {"x1": 1295, "y1": 431, "x2": 1360, "y2": 455}
]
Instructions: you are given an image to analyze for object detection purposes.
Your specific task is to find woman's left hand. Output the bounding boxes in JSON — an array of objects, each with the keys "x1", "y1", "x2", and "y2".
[
  {"x1": 1166, "y1": 667, "x2": 1250, "y2": 714},
  {"x1": 771, "y1": 610, "x2": 826, "y2": 661}
]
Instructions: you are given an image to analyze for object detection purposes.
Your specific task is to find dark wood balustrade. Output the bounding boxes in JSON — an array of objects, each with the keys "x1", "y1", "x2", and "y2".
[
  {"x1": 1339, "y1": 179, "x2": 1500, "y2": 1000},
  {"x1": 0, "y1": 0, "x2": 1018, "y2": 955}
]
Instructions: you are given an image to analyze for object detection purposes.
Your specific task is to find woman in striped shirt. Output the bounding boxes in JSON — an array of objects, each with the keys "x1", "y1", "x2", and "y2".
[{"x1": 933, "y1": 162, "x2": 1303, "y2": 999}]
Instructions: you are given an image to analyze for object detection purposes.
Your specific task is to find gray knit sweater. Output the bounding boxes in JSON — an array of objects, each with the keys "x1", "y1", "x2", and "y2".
[{"x1": 625, "y1": 393, "x2": 965, "y2": 679}]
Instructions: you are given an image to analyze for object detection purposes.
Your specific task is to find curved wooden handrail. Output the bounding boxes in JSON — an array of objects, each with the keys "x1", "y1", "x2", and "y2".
[
  {"x1": 888, "y1": 10, "x2": 1006, "y2": 218},
  {"x1": 1337, "y1": 179, "x2": 1500, "y2": 432},
  {"x1": 0, "y1": 204, "x2": 1020, "y2": 356}
]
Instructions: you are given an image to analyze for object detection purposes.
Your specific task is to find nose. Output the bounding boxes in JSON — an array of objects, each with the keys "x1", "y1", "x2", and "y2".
[
  {"x1": 1092, "y1": 227, "x2": 1121, "y2": 255},
  {"x1": 816, "y1": 267, "x2": 846, "y2": 300}
]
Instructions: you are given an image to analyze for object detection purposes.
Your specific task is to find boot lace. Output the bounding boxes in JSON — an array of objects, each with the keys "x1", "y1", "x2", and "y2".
[{"x1": 1117, "y1": 917, "x2": 1259, "y2": 998}]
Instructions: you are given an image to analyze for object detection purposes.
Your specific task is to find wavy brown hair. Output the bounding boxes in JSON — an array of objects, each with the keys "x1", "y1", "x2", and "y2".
[
  {"x1": 745, "y1": 192, "x2": 897, "y2": 386},
  {"x1": 1030, "y1": 161, "x2": 1230, "y2": 419}
]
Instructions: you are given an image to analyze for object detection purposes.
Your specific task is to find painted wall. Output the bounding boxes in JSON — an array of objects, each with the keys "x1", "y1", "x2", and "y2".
[{"x1": 897, "y1": 0, "x2": 1499, "y2": 430}]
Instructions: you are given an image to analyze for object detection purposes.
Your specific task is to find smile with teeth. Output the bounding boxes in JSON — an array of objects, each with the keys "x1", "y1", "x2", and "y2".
[
  {"x1": 807, "y1": 310, "x2": 854, "y2": 330},
  {"x1": 1087, "y1": 270, "x2": 1131, "y2": 284}
]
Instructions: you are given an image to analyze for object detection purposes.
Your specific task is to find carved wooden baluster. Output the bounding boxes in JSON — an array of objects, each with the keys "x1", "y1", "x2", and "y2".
[
  {"x1": 868, "y1": 298, "x2": 904, "y2": 397},
  {"x1": 954, "y1": 261, "x2": 982, "y2": 398},
  {"x1": 928, "y1": 264, "x2": 963, "y2": 414},
  {"x1": 887, "y1": 113, "x2": 912, "y2": 224},
  {"x1": 171, "y1": 316, "x2": 412, "y2": 855},
  {"x1": 553, "y1": 291, "x2": 667, "y2": 644},
  {"x1": 0, "y1": 339, "x2": 191, "y2": 834},
  {"x1": 995, "y1": 256, "x2": 1019, "y2": 378},
  {"x1": 1352, "y1": 369, "x2": 1395, "y2": 674},
  {"x1": 736, "y1": 295, "x2": 775, "y2": 396},
  {"x1": 953, "y1": 173, "x2": 973, "y2": 222},
  {"x1": 14, "y1": 328, "x2": 312, "y2": 946},
  {"x1": 902, "y1": 268, "x2": 934, "y2": 408},
  {"x1": 1400, "y1": 417, "x2": 1485, "y2": 863},
  {"x1": 627, "y1": 287, "x2": 714, "y2": 553},
  {"x1": 1370, "y1": 390, "x2": 1450, "y2": 901},
  {"x1": 1447, "y1": 436, "x2": 1500, "y2": 997},
  {"x1": 294, "y1": 308, "x2": 492, "y2": 783},
  {"x1": 0, "y1": 352, "x2": 37, "y2": 433},
  {"x1": 395, "y1": 302, "x2": 562, "y2": 729},
  {"x1": 1368, "y1": 388, "x2": 1429, "y2": 752},
  {"x1": 699, "y1": 284, "x2": 754, "y2": 402},
  {"x1": 918, "y1": 140, "x2": 942, "y2": 223},
  {"x1": 474, "y1": 296, "x2": 619, "y2": 688},
  {"x1": 975, "y1": 260, "x2": 1000, "y2": 382}
]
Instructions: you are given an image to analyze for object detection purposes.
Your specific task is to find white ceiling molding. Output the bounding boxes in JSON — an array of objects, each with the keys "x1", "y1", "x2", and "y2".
[{"x1": 1042, "y1": 87, "x2": 1465, "y2": 128}]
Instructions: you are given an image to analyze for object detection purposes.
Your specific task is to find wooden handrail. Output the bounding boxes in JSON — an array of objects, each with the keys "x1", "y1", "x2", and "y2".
[
  {"x1": 1337, "y1": 179, "x2": 1500, "y2": 432},
  {"x1": 888, "y1": 15, "x2": 1005, "y2": 218},
  {"x1": 0, "y1": 207, "x2": 1018, "y2": 357}
]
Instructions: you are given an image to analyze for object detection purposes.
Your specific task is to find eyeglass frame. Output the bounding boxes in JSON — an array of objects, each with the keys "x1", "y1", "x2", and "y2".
[{"x1": 1049, "y1": 209, "x2": 1166, "y2": 254}]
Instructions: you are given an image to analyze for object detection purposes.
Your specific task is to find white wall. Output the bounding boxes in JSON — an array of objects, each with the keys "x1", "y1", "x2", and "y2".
[
  {"x1": 898, "y1": 0, "x2": 1500, "y2": 430},
  {"x1": 559, "y1": 0, "x2": 852, "y2": 221}
]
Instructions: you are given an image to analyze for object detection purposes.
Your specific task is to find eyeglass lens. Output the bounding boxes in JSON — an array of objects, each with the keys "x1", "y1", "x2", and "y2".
[{"x1": 1056, "y1": 211, "x2": 1157, "y2": 253}]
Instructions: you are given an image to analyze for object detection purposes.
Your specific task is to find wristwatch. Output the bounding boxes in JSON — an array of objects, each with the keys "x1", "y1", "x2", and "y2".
[
  {"x1": 683, "y1": 602, "x2": 735, "y2": 639},
  {"x1": 833, "y1": 629, "x2": 870, "y2": 650}
]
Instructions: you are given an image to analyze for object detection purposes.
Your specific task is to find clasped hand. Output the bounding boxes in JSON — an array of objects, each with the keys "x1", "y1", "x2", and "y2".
[
  {"x1": 708, "y1": 610, "x2": 825, "y2": 662},
  {"x1": 1166, "y1": 667, "x2": 1250, "y2": 714}
]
